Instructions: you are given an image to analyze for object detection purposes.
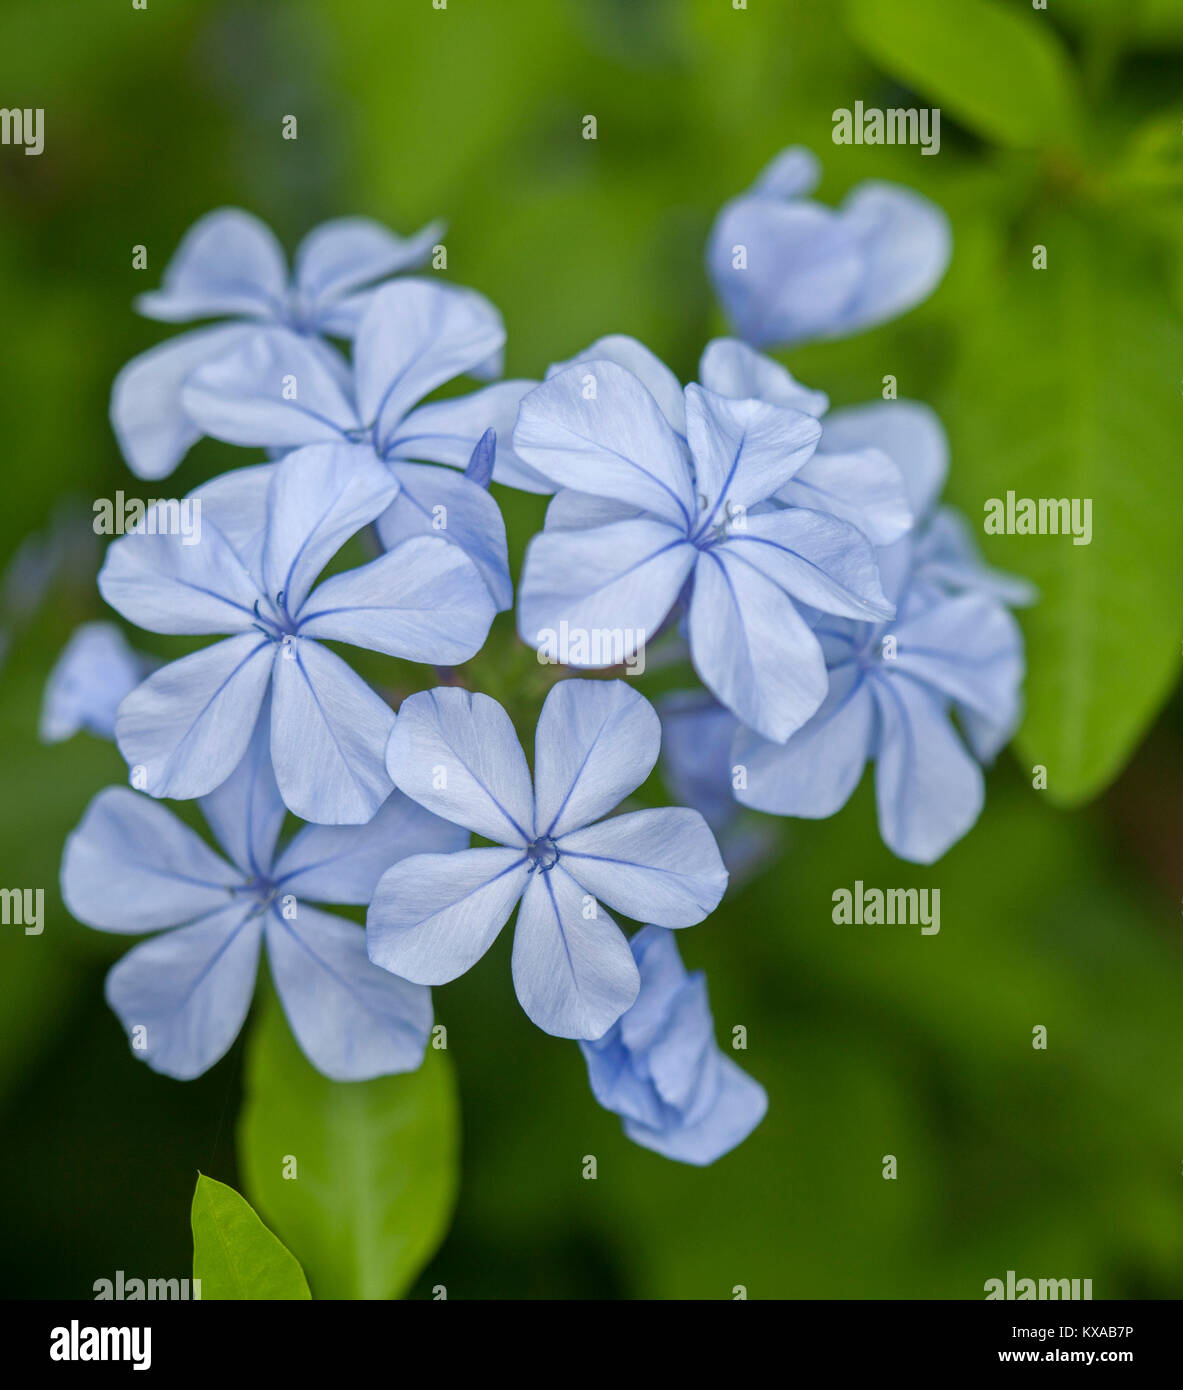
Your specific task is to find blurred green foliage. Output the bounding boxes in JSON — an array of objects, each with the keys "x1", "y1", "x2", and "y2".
[{"x1": 2, "y1": 0, "x2": 1182, "y2": 1299}]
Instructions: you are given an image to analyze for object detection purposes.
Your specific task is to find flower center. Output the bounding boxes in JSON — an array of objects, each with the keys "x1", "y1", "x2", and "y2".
[
  {"x1": 251, "y1": 591, "x2": 298, "y2": 642},
  {"x1": 236, "y1": 875, "x2": 280, "y2": 914},
  {"x1": 692, "y1": 496, "x2": 744, "y2": 549},
  {"x1": 857, "y1": 627, "x2": 895, "y2": 670},
  {"x1": 526, "y1": 835, "x2": 560, "y2": 872}
]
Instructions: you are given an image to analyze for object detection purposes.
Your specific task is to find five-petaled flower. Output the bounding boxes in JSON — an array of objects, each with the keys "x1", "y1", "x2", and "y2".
[
  {"x1": 366, "y1": 678, "x2": 728, "y2": 1040},
  {"x1": 732, "y1": 502, "x2": 1030, "y2": 864},
  {"x1": 112, "y1": 208, "x2": 446, "y2": 479},
  {"x1": 179, "y1": 278, "x2": 547, "y2": 609},
  {"x1": 62, "y1": 706, "x2": 466, "y2": 1081},
  {"x1": 514, "y1": 345, "x2": 897, "y2": 744},
  {"x1": 99, "y1": 444, "x2": 496, "y2": 824},
  {"x1": 536, "y1": 332, "x2": 926, "y2": 545}
]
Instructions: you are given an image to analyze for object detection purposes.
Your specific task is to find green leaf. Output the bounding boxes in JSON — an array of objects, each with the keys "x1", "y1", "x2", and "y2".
[
  {"x1": 845, "y1": 0, "x2": 1080, "y2": 149},
  {"x1": 945, "y1": 209, "x2": 1183, "y2": 804},
  {"x1": 237, "y1": 989, "x2": 459, "y2": 1300},
  {"x1": 190, "y1": 1174, "x2": 311, "y2": 1300}
]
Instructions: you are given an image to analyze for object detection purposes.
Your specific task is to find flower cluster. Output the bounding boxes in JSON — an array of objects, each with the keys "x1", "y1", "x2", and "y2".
[{"x1": 51, "y1": 148, "x2": 1028, "y2": 1165}]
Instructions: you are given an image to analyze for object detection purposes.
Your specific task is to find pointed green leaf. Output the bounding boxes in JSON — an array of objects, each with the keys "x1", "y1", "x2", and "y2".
[
  {"x1": 845, "y1": 0, "x2": 1080, "y2": 149},
  {"x1": 237, "y1": 989, "x2": 459, "y2": 1300},
  {"x1": 191, "y1": 1173, "x2": 311, "y2": 1300},
  {"x1": 946, "y1": 210, "x2": 1183, "y2": 804}
]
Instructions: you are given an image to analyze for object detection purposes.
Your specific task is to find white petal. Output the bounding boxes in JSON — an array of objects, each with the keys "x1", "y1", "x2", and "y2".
[
  {"x1": 270, "y1": 638, "x2": 394, "y2": 825},
  {"x1": 733, "y1": 664, "x2": 874, "y2": 817},
  {"x1": 297, "y1": 535, "x2": 495, "y2": 663},
  {"x1": 558, "y1": 808, "x2": 727, "y2": 926},
  {"x1": 872, "y1": 673, "x2": 983, "y2": 864},
  {"x1": 294, "y1": 216, "x2": 443, "y2": 313},
  {"x1": 384, "y1": 687, "x2": 534, "y2": 845},
  {"x1": 99, "y1": 513, "x2": 262, "y2": 636},
  {"x1": 355, "y1": 280, "x2": 506, "y2": 449},
  {"x1": 62, "y1": 786, "x2": 242, "y2": 932},
  {"x1": 267, "y1": 905, "x2": 432, "y2": 1080},
  {"x1": 684, "y1": 384, "x2": 821, "y2": 525},
  {"x1": 367, "y1": 847, "x2": 529, "y2": 983},
  {"x1": 110, "y1": 323, "x2": 254, "y2": 480},
  {"x1": 262, "y1": 443, "x2": 398, "y2": 613},
  {"x1": 511, "y1": 866, "x2": 639, "y2": 1039},
  {"x1": 514, "y1": 360, "x2": 696, "y2": 527},
  {"x1": 114, "y1": 635, "x2": 274, "y2": 801},
  {"x1": 697, "y1": 338, "x2": 828, "y2": 417},
  {"x1": 518, "y1": 517, "x2": 694, "y2": 661},
  {"x1": 821, "y1": 399, "x2": 948, "y2": 521},
  {"x1": 533, "y1": 678, "x2": 661, "y2": 838},
  {"x1": 273, "y1": 789, "x2": 468, "y2": 905},
  {"x1": 181, "y1": 329, "x2": 358, "y2": 449},
  {"x1": 723, "y1": 508, "x2": 894, "y2": 621},
  {"x1": 135, "y1": 209, "x2": 287, "y2": 323},
  {"x1": 687, "y1": 548, "x2": 827, "y2": 743},
  {"x1": 549, "y1": 334, "x2": 687, "y2": 434},
  {"x1": 105, "y1": 908, "x2": 263, "y2": 1079}
]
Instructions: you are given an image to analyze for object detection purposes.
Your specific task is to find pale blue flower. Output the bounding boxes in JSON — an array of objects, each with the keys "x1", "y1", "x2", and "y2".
[
  {"x1": 909, "y1": 504, "x2": 1037, "y2": 611},
  {"x1": 697, "y1": 337, "x2": 933, "y2": 546},
  {"x1": 40, "y1": 622, "x2": 150, "y2": 743},
  {"x1": 112, "y1": 209, "x2": 445, "y2": 479},
  {"x1": 367, "y1": 678, "x2": 728, "y2": 1040},
  {"x1": 543, "y1": 336, "x2": 922, "y2": 548},
  {"x1": 179, "y1": 278, "x2": 546, "y2": 608},
  {"x1": 61, "y1": 705, "x2": 464, "y2": 1080},
  {"x1": 0, "y1": 505, "x2": 101, "y2": 676},
  {"x1": 657, "y1": 690, "x2": 774, "y2": 886},
  {"x1": 706, "y1": 146, "x2": 951, "y2": 348},
  {"x1": 733, "y1": 506, "x2": 1030, "y2": 864},
  {"x1": 581, "y1": 926, "x2": 767, "y2": 1165},
  {"x1": 99, "y1": 444, "x2": 496, "y2": 824},
  {"x1": 514, "y1": 343, "x2": 896, "y2": 743}
]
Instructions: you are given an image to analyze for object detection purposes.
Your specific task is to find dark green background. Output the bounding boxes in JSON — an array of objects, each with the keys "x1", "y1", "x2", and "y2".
[{"x1": 2, "y1": 0, "x2": 1182, "y2": 1299}]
